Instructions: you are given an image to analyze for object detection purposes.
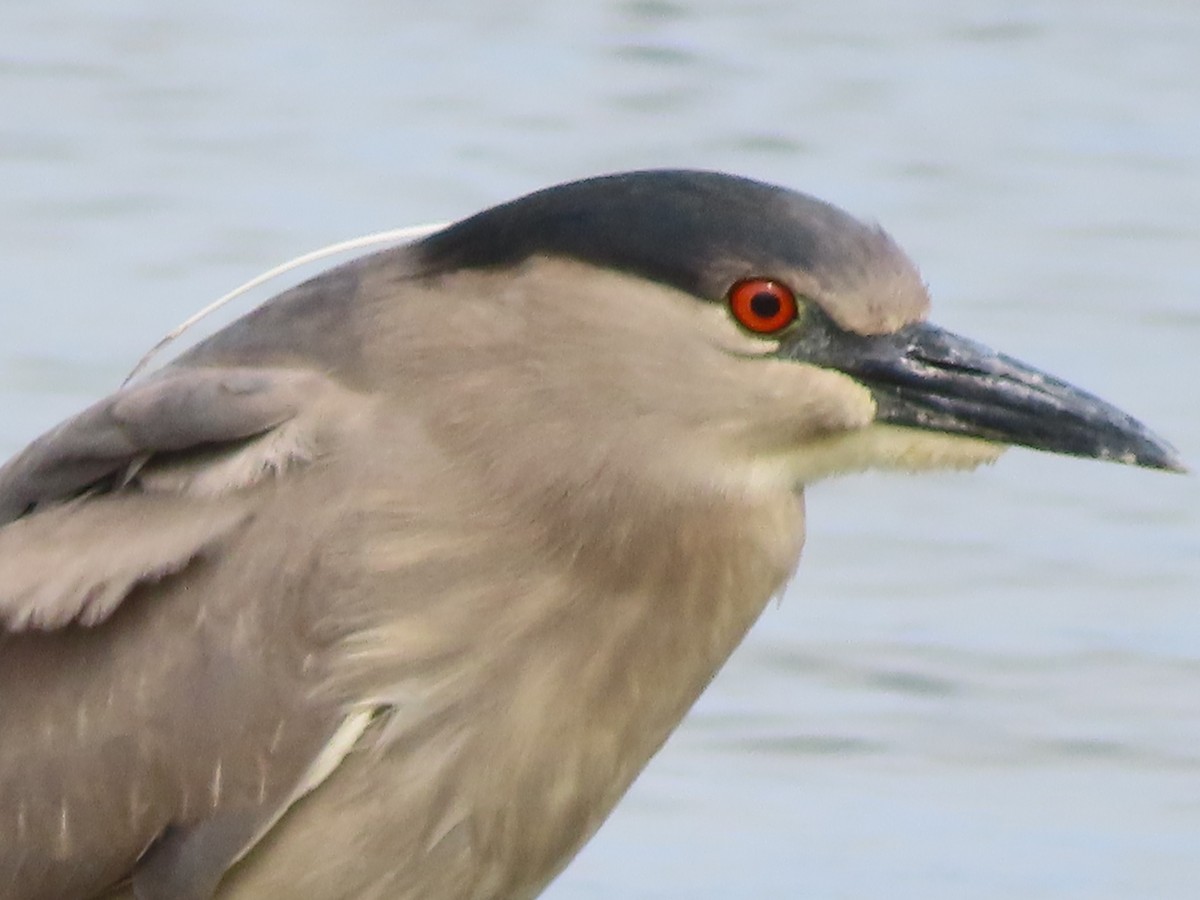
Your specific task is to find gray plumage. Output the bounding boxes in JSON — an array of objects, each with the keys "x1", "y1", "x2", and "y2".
[{"x1": 0, "y1": 170, "x2": 1181, "y2": 899}]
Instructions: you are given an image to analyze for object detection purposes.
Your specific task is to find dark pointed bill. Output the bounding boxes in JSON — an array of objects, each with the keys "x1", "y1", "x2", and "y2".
[{"x1": 782, "y1": 314, "x2": 1185, "y2": 473}]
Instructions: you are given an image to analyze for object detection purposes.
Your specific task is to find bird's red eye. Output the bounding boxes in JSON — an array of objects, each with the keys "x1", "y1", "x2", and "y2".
[{"x1": 726, "y1": 278, "x2": 798, "y2": 334}]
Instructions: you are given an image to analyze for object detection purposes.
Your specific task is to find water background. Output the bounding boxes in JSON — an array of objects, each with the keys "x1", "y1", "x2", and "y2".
[{"x1": 1, "y1": 2, "x2": 1198, "y2": 896}]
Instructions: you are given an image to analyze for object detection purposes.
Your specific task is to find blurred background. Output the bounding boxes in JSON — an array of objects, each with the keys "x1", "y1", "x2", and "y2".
[{"x1": 1, "y1": 1, "x2": 1197, "y2": 896}]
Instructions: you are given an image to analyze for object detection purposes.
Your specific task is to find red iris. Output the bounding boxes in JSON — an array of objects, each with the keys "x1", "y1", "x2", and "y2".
[{"x1": 727, "y1": 278, "x2": 798, "y2": 334}]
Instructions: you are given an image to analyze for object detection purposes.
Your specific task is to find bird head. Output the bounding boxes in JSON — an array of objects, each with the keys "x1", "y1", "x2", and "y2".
[{"x1": 408, "y1": 169, "x2": 1182, "y2": 494}]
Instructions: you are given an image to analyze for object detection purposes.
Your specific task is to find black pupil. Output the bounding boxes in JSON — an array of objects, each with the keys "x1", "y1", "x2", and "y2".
[{"x1": 749, "y1": 291, "x2": 781, "y2": 320}]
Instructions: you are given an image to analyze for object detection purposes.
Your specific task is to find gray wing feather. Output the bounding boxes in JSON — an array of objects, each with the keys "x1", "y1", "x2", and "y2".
[
  {"x1": 0, "y1": 493, "x2": 251, "y2": 631},
  {"x1": 0, "y1": 361, "x2": 367, "y2": 898},
  {"x1": 0, "y1": 365, "x2": 339, "y2": 633},
  {"x1": 0, "y1": 367, "x2": 324, "y2": 524},
  {"x1": 132, "y1": 814, "x2": 263, "y2": 900}
]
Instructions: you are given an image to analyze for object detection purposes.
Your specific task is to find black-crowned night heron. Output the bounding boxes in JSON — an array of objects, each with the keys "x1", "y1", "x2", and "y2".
[{"x1": 0, "y1": 170, "x2": 1182, "y2": 899}]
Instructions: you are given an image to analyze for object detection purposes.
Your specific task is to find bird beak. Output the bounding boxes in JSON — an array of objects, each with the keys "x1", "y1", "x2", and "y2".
[{"x1": 782, "y1": 316, "x2": 1186, "y2": 473}]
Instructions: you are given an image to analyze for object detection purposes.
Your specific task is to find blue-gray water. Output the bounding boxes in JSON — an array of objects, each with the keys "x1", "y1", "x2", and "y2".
[{"x1": 2, "y1": 1, "x2": 1198, "y2": 896}]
